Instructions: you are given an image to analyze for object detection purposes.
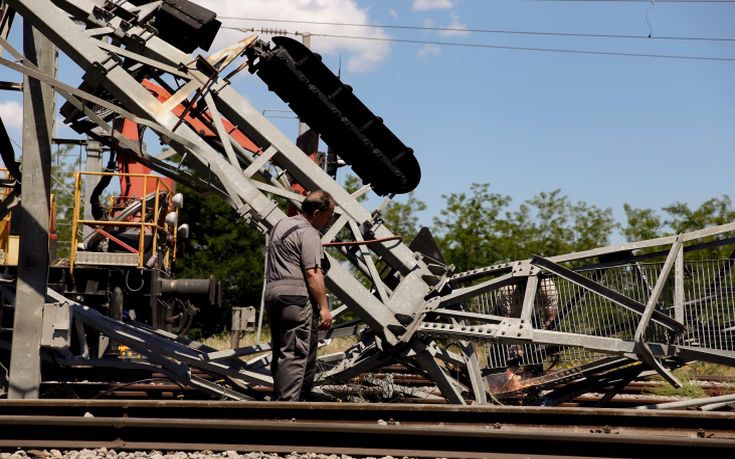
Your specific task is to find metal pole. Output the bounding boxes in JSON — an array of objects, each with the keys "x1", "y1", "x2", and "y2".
[
  {"x1": 8, "y1": 22, "x2": 56, "y2": 399},
  {"x1": 297, "y1": 33, "x2": 311, "y2": 137},
  {"x1": 0, "y1": 4, "x2": 15, "y2": 56},
  {"x1": 82, "y1": 140, "x2": 102, "y2": 237},
  {"x1": 255, "y1": 234, "x2": 268, "y2": 345}
]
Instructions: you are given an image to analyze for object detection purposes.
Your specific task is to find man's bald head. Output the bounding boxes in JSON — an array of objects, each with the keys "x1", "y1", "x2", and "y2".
[{"x1": 301, "y1": 190, "x2": 335, "y2": 216}]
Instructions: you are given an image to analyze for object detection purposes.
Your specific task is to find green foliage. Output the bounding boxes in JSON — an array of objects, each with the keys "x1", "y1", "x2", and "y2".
[
  {"x1": 174, "y1": 182, "x2": 265, "y2": 336},
  {"x1": 381, "y1": 192, "x2": 427, "y2": 243},
  {"x1": 622, "y1": 196, "x2": 735, "y2": 259},
  {"x1": 170, "y1": 170, "x2": 733, "y2": 337},
  {"x1": 622, "y1": 204, "x2": 663, "y2": 242},
  {"x1": 518, "y1": 190, "x2": 616, "y2": 257},
  {"x1": 432, "y1": 183, "x2": 512, "y2": 270},
  {"x1": 50, "y1": 145, "x2": 78, "y2": 259},
  {"x1": 343, "y1": 174, "x2": 427, "y2": 242},
  {"x1": 647, "y1": 377, "x2": 707, "y2": 398},
  {"x1": 343, "y1": 175, "x2": 367, "y2": 202},
  {"x1": 432, "y1": 183, "x2": 616, "y2": 272},
  {"x1": 665, "y1": 196, "x2": 735, "y2": 235},
  {"x1": 623, "y1": 197, "x2": 735, "y2": 241}
]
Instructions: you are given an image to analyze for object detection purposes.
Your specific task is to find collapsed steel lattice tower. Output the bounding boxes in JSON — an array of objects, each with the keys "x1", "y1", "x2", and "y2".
[{"x1": 1, "y1": 0, "x2": 735, "y2": 405}]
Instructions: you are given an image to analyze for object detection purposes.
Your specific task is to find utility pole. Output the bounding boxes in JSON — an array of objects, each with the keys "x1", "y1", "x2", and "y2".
[
  {"x1": 298, "y1": 32, "x2": 311, "y2": 137},
  {"x1": 8, "y1": 23, "x2": 56, "y2": 399}
]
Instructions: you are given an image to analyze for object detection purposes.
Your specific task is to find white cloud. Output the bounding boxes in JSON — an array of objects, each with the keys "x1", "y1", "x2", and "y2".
[
  {"x1": 438, "y1": 13, "x2": 470, "y2": 37},
  {"x1": 411, "y1": 0, "x2": 453, "y2": 11},
  {"x1": 197, "y1": 0, "x2": 390, "y2": 73},
  {"x1": 417, "y1": 44, "x2": 441, "y2": 58},
  {"x1": 0, "y1": 101, "x2": 22, "y2": 130},
  {"x1": 389, "y1": 8, "x2": 399, "y2": 19}
]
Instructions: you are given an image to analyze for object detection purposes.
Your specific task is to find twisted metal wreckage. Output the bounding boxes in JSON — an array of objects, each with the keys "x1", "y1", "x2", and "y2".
[{"x1": 0, "y1": 0, "x2": 734, "y2": 407}]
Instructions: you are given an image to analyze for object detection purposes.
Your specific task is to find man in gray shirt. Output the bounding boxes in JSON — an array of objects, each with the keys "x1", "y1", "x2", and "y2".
[{"x1": 265, "y1": 190, "x2": 335, "y2": 401}]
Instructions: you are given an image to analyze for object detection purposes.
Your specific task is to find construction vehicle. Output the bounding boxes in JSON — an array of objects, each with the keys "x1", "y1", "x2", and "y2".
[{"x1": 0, "y1": 116, "x2": 219, "y2": 347}]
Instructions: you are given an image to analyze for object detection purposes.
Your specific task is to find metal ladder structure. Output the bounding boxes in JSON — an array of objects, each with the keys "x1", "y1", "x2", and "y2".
[{"x1": 1, "y1": 0, "x2": 734, "y2": 406}]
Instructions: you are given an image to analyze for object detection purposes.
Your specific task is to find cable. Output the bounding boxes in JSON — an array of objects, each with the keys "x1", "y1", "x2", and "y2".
[
  {"x1": 219, "y1": 17, "x2": 735, "y2": 43},
  {"x1": 536, "y1": 0, "x2": 735, "y2": 3},
  {"x1": 228, "y1": 27, "x2": 735, "y2": 62},
  {"x1": 315, "y1": 32, "x2": 735, "y2": 62},
  {"x1": 323, "y1": 236, "x2": 403, "y2": 247},
  {"x1": 7, "y1": 135, "x2": 21, "y2": 152},
  {"x1": 92, "y1": 377, "x2": 185, "y2": 399}
]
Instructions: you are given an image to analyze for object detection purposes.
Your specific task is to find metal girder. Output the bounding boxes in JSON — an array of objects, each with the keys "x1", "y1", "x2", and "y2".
[
  {"x1": 632, "y1": 238, "x2": 683, "y2": 387},
  {"x1": 52, "y1": 0, "x2": 430, "y2": 278},
  {"x1": 8, "y1": 21, "x2": 55, "y2": 399},
  {"x1": 46, "y1": 288, "x2": 264, "y2": 396},
  {"x1": 3, "y1": 0, "x2": 451, "y2": 398},
  {"x1": 33, "y1": 0, "x2": 431, "y2": 342},
  {"x1": 3, "y1": 0, "x2": 735, "y2": 406}
]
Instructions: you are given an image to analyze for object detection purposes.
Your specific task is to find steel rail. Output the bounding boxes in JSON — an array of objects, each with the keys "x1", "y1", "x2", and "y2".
[{"x1": 0, "y1": 401, "x2": 733, "y2": 457}]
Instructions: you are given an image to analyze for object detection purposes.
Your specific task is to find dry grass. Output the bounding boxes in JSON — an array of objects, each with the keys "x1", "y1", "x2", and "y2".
[
  {"x1": 203, "y1": 330, "x2": 358, "y2": 356},
  {"x1": 675, "y1": 361, "x2": 735, "y2": 378},
  {"x1": 642, "y1": 362, "x2": 735, "y2": 397},
  {"x1": 203, "y1": 330, "x2": 264, "y2": 350}
]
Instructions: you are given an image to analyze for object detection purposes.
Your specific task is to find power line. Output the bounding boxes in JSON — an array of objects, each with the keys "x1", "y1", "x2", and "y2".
[
  {"x1": 218, "y1": 17, "x2": 735, "y2": 43},
  {"x1": 226, "y1": 27, "x2": 735, "y2": 63},
  {"x1": 533, "y1": 0, "x2": 735, "y2": 3}
]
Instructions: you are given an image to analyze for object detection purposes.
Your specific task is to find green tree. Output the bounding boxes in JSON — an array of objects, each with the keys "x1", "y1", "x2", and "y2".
[
  {"x1": 622, "y1": 204, "x2": 663, "y2": 242},
  {"x1": 432, "y1": 183, "x2": 512, "y2": 271},
  {"x1": 664, "y1": 196, "x2": 735, "y2": 235},
  {"x1": 343, "y1": 175, "x2": 367, "y2": 202},
  {"x1": 381, "y1": 192, "x2": 426, "y2": 243},
  {"x1": 343, "y1": 174, "x2": 427, "y2": 243},
  {"x1": 664, "y1": 197, "x2": 735, "y2": 259},
  {"x1": 432, "y1": 183, "x2": 616, "y2": 272},
  {"x1": 622, "y1": 197, "x2": 735, "y2": 259},
  {"x1": 623, "y1": 197, "x2": 735, "y2": 242},
  {"x1": 174, "y1": 182, "x2": 265, "y2": 336},
  {"x1": 50, "y1": 145, "x2": 78, "y2": 259},
  {"x1": 516, "y1": 190, "x2": 616, "y2": 258}
]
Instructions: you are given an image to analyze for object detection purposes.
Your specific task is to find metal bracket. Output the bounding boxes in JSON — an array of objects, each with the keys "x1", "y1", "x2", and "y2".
[
  {"x1": 511, "y1": 261, "x2": 540, "y2": 277},
  {"x1": 493, "y1": 318, "x2": 534, "y2": 341},
  {"x1": 41, "y1": 301, "x2": 71, "y2": 349}
]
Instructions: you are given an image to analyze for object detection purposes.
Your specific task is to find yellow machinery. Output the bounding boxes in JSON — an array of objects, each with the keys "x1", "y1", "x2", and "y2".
[
  {"x1": 0, "y1": 166, "x2": 213, "y2": 334},
  {"x1": 69, "y1": 171, "x2": 180, "y2": 273}
]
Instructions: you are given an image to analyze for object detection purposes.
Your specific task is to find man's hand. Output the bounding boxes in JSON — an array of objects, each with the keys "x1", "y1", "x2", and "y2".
[
  {"x1": 304, "y1": 266, "x2": 332, "y2": 330},
  {"x1": 319, "y1": 307, "x2": 332, "y2": 330}
]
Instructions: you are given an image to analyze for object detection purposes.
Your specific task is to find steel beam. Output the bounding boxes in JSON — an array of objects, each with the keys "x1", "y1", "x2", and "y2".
[
  {"x1": 82, "y1": 140, "x2": 102, "y2": 238},
  {"x1": 8, "y1": 22, "x2": 55, "y2": 399}
]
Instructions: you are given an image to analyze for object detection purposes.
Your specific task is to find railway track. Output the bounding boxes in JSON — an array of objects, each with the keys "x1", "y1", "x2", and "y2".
[
  {"x1": 37, "y1": 371, "x2": 735, "y2": 408},
  {"x1": 0, "y1": 400, "x2": 733, "y2": 458}
]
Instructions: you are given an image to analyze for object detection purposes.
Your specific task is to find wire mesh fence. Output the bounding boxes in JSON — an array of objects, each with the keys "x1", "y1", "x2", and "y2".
[
  {"x1": 682, "y1": 259, "x2": 735, "y2": 351},
  {"x1": 468, "y1": 259, "x2": 735, "y2": 371}
]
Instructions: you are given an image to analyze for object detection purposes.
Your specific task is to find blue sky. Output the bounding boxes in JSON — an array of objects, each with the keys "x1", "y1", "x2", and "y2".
[
  {"x1": 207, "y1": 0, "x2": 735, "y2": 239},
  {"x1": 1, "y1": 0, "x2": 734, "y2": 242}
]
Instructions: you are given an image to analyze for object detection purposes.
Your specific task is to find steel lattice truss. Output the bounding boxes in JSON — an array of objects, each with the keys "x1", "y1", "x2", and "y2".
[{"x1": 2, "y1": 0, "x2": 735, "y2": 406}]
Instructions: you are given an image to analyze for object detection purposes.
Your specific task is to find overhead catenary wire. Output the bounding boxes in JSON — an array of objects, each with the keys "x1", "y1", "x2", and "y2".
[
  {"x1": 225, "y1": 27, "x2": 735, "y2": 63},
  {"x1": 532, "y1": 0, "x2": 735, "y2": 3},
  {"x1": 219, "y1": 16, "x2": 735, "y2": 43}
]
